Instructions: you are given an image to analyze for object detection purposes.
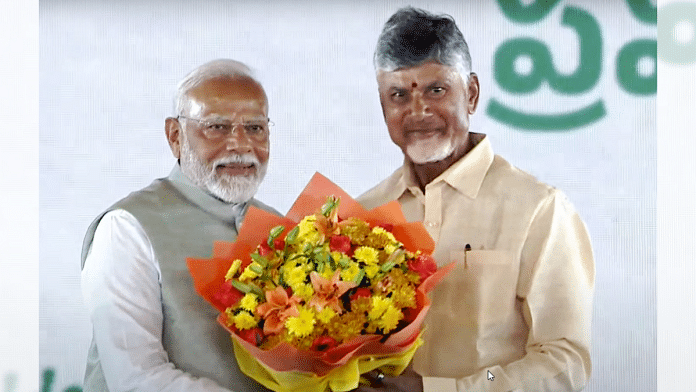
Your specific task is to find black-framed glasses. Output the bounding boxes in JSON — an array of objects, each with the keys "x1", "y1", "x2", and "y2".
[{"x1": 177, "y1": 115, "x2": 273, "y2": 141}]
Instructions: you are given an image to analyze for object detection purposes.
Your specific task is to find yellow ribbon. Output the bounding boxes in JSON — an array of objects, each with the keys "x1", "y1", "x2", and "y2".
[{"x1": 232, "y1": 336, "x2": 423, "y2": 392}]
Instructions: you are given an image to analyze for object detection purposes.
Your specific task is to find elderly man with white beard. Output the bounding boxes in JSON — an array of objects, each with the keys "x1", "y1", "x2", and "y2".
[{"x1": 80, "y1": 59, "x2": 278, "y2": 392}]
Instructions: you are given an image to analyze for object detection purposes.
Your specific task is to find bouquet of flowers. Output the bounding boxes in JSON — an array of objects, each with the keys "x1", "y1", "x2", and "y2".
[{"x1": 187, "y1": 173, "x2": 453, "y2": 392}]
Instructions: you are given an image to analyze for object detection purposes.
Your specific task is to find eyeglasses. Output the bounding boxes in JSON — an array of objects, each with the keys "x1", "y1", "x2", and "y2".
[{"x1": 177, "y1": 116, "x2": 273, "y2": 141}]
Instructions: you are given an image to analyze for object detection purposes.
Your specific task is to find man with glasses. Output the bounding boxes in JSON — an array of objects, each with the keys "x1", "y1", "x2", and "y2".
[
  {"x1": 81, "y1": 59, "x2": 277, "y2": 391},
  {"x1": 355, "y1": 7, "x2": 595, "y2": 392}
]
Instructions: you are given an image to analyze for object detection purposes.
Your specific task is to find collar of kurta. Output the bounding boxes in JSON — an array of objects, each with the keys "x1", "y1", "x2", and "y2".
[
  {"x1": 397, "y1": 132, "x2": 494, "y2": 200},
  {"x1": 166, "y1": 164, "x2": 249, "y2": 230}
]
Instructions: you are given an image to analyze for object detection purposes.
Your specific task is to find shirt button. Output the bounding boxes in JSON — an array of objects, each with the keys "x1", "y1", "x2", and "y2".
[{"x1": 425, "y1": 221, "x2": 439, "y2": 228}]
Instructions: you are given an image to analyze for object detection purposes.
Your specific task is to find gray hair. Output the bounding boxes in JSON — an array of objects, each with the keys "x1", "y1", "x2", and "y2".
[
  {"x1": 174, "y1": 59, "x2": 260, "y2": 116},
  {"x1": 374, "y1": 7, "x2": 472, "y2": 83}
]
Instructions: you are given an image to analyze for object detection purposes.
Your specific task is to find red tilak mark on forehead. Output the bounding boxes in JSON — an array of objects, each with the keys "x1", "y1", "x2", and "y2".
[{"x1": 412, "y1": 82, "x2": 418, "y2": 88}]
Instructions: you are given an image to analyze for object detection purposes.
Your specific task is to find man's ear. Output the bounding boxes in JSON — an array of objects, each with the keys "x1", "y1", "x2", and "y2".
[
  {"x1": 467, "y1": 73, "x2": 480, "y2": 114},
  {"x1": 165, "y1": 117, "x2": 182, "y2": 159}
]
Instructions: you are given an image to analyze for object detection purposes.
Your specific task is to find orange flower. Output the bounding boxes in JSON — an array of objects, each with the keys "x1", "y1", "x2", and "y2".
[
  {"x1": 308, "y1": 271, "x2": 356, "y2": 314},
  {"x1": 314, "y1": 213, "x2": 341, "y2": 240},
  {"x1": 256, "y1": 286, "x2": 301, "y2": 334}
]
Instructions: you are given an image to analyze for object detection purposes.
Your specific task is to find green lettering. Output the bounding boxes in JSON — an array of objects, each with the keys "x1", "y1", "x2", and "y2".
[
  {"x1": 494, "y1": 7, "x2": 602, "y2": 94},
  {"x1": 626, "y1": 0, "x2": 657, "y2": 25},
  {"x1": 41, "y1": 369, "x2": 54, "y2": 392},
  {"x1": 551, "y1": 7, "x2": 602, "y2": 93},
  {"x1": 494, "y1": 38, "x2": 548, "y2": 93},
  {"x1": 496, "y1": 0, "x2": 561, "y2": 23},
  {"x1": 486, "y1": 99, "x2": 606, "y2": 130},
  {"x1": 617, "y1": 39, "x2": 657, "y2": 95}
]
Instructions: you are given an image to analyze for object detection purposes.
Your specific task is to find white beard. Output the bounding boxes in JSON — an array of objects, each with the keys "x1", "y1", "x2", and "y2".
[
  {"x1": 405, "y1": 135, "x2": 455, "y2": 164},
  {"x1": 179, "y1": 136, "x2": 267, "y2": 204}
]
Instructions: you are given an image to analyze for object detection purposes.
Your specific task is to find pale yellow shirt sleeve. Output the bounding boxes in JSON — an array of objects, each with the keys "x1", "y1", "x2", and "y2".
[{"x1": 424, "y1": 191, "x2": 595, "y2": 392}]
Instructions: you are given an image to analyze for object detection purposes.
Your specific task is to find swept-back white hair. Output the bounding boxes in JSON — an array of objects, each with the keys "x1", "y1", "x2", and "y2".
[{"x1": 174, "y1": 59, "x2": 261, "y2": 116}]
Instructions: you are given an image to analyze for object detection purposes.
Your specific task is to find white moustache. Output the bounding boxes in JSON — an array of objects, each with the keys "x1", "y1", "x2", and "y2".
[{"x1": 212, "y1": 154, "x2": 260, "y2": 169}]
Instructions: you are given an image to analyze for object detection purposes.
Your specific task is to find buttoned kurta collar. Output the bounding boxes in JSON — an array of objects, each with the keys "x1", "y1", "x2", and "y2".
[
  {"x1": 392, "y1": 133, "x2": 494, "y2": 200},
  {"x1": 166, "y1": 164, "x2": 248, "y2": 230}
]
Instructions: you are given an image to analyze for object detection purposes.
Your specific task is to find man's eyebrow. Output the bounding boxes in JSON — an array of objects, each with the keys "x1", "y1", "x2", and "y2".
[
  {"x1": 426, "y1": 80, "x2": 448, "y2": 89},
  {"x1": 199, "y1": 114, "x2": 226, "y2": 121},
  {"x1": 385, "y1": 85, "x2": 410, "y2": 92}
]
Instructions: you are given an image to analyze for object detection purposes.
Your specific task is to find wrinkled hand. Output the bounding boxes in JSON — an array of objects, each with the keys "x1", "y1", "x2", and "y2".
[{"x1": 352, "y1": 368, "x2": 423, "y2": 392}]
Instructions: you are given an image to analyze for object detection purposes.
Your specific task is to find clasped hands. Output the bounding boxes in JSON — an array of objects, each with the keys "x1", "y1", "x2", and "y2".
[{"x1": 351, "y1": 367, "x2": 423, "y2": 392}]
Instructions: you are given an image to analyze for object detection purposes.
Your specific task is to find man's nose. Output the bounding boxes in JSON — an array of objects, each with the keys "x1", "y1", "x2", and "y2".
[
  {"x1": 410, "y1": 93, "x2": 429, "y2": 116},
  {"x1": 224, "y1": 125, "x2": 253, "y2": 153}
]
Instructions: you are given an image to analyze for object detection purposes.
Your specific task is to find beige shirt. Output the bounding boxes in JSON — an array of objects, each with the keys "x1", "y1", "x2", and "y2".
[{"x1": 358, "y1": 134, "x2": 595, "y2": 392}]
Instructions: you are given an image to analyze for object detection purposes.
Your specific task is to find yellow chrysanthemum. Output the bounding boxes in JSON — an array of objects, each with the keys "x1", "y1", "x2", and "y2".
[
  {"x1": 340, "y1": 218, "x2": 371, "y2": 244},
  {"x1": 239, "y1": 263, "x2": 261, "y2": 283},
  {"x1": 392, "y1": 286, "x2": 416, "y2": 309},
  {"x1": 364, "y1": 264, "x2": 380, "y2": 279},
  {"x1": 373, "y1": 226, "x2": 397, "y2": 242},
  {"x1": 376, "y1": 305, "x2": 403, "y2": 333},
  {"x1": 368, "y1": 296, "x2": 393, "y2": 321},
  {"x1": 233, "y1": 311, "x2": 258, "y2": 330},
  {"x1": 350, "y1": 297, "x2": 372, "y2": 316},
  {"x1": 285, "y1": 265, "x2": 307, "y2": 287},
  {"x1": 224, "y1": 307, "x2": 235, "y2": 324},
  {"x1": 316, "y1": 307, "x2": 337, "y2": 324},
  {"x1": 298, "y1": 215, "x2": 317, "y2": 234},
  {"x1": 383, "y1": 270, "x2": 417, "y2": 309},
  {"x1": 383, "y1": 243, "x2": 398, "y2": 255},
  {"x1": 354, "y1": 246, "x2": 379, "y2": 265},
  {"x1": 405, "y1": 270, "x2": 421, "y2": 285},
  {"x1": 330, "y1": 251, "x2": 344, "y2": 262},
  {"x1": 285, "y1": 306, "x2": 316, "y2": 337},
  {"x1": 297, "y1": 216, "x2": 321, "y2": 246},
  {"x1": 239, "y1": 293, "x2": 259, "y2": 312},
  {"x1": 327, "y1": 311, "x2": 366, "y2": 343},
  {"x1": 292, "y1": 283, "x2": 315, "y2": 301},
  {"x1": 363, "y1": 226, "x2": 395, "y2": 249},
  {"x1": 225, "y1": 259, "x2": 242, "y2": 280},
  {"x1": 319, "y1": 266, "x2": 336, "y2": 280},
  {"x1": 340, "y1": 262, "x2": 361, "y2": 282}
]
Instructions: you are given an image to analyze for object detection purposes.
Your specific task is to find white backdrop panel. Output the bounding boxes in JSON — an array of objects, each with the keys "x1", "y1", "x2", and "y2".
[{"x1": 39, "y1": 0, "x2": 655, "y2": 391}]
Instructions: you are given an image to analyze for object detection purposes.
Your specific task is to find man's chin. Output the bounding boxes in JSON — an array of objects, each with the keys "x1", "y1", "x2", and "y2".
[
  {"x1": 207, "y1": 171, "x2": 266, "y2": 204},
  {"x1": 406, "y1": 144, "x2": 454, "y2": 164}
]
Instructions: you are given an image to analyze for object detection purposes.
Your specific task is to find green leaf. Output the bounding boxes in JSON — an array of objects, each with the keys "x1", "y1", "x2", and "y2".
[
  {"x1": 268, "y1": 225, "x2": 285, "y2": 247},
  {"x1": 250, "y1": 253, "x2": 268, "y2": 268},
  {"x1": 286, "y1": 226, "x2": 300, "y2": 244},
  {"x1": 353, "y1": 268, "x2": 365, "y2": 285},
  {"x1": 231, "y1": 281, "x2": 251, "y2": 293},
  {"x1": 249, "y1": 263, "x2": 264, "y2": 275},
  {"x1": 338, "y1": 256, "x2": 351, "y2": 268},
  {"x1": 248, "y1": 283, "x2": 265, "y2": 299},
  {"x1": 380, "y1": 260, "x2": 397, "y2": 272}
]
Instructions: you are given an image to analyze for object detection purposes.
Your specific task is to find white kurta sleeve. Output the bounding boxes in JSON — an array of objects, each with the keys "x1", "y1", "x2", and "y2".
[{"x1": 81, "y1": 209, "x2": 234, "y2": 392}]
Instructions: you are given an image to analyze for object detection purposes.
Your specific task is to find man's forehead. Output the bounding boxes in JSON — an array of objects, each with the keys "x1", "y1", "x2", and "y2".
[
  {"x1": 185, "y1": 76, "x2": 268, "y2": 116},
  {"x1": 377, "y1": 63, "x2": 461, "y2": 86}
]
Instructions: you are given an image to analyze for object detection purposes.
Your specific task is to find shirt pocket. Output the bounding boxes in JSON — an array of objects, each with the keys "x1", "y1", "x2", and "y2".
[{"x1": 449, "y1": 249, "x2": 519, "y2": 327}]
